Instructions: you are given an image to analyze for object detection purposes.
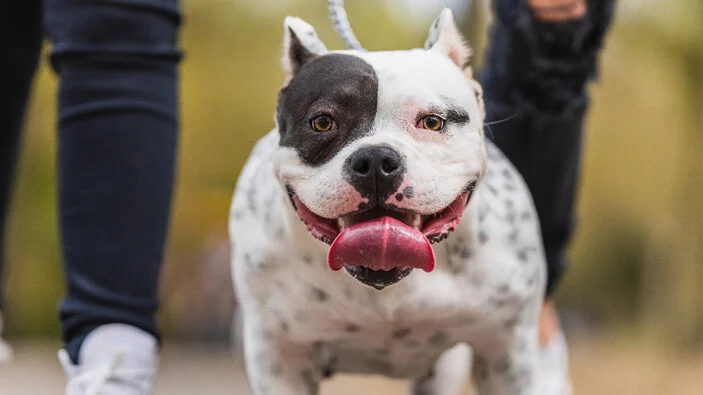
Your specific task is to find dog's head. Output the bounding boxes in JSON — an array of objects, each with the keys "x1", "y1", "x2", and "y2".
[{"x1": 274, "y1": 9, "x2": 486, "y2": 289}]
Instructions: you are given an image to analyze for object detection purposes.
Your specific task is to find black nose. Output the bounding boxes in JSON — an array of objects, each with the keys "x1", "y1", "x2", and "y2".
[{"x1": 345, "y1": 145, "x2": 405, "y2": 204}]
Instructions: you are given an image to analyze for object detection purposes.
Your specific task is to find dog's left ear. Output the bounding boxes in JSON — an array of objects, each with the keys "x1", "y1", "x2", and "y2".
[
  {"x1": 424, "y1": 8, "x2": 470, "y2": 69},
  {"x1": 282, "y1": 17, "x2": 328, "y2": 76}
]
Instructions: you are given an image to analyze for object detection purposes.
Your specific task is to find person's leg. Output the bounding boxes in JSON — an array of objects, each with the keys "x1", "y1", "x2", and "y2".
[
  {"x1": 480, "y1": 0, "x2": 615, "y2": 393},
  {"x1": 44, "y1": 0, "x2": 181, "y2": 391},
  {"x1": 482, "y1": 0, "x2": 615, "y2": 297},
  {"x1": 0, "y1": 0, "x2": 44, "y2": 362}
]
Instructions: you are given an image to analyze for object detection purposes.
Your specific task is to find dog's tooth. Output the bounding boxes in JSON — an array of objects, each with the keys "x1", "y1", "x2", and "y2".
[
  {"x1": 337, "y1": 217, "x2": 346, "y2": 230},
  {"x1": 412, "y1": 214, "x2": 422, "y2": 229}
]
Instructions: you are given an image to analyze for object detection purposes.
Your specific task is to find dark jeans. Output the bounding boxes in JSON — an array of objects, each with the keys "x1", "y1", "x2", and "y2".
[
  {"x1": 481, "y1": 0, "x2": 615, "y2": 295},
  {"x1": 0, "y1": 0, "x2": 181, "y2": 361}
]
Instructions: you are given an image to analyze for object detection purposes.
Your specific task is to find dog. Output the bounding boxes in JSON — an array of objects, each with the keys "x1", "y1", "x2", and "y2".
[{"x1": 229, "y1": 9, "x2": 547, "y2": 395}]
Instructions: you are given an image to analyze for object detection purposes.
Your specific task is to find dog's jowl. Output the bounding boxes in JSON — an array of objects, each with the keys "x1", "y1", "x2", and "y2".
[{"x1": 230, "y1": 9, "x2": 548, "y2": 395}]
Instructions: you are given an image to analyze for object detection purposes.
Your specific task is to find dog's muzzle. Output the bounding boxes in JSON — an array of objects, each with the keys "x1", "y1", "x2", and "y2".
[{"x1": 289, "y1": 171, "x2": 476, "y2": 290}]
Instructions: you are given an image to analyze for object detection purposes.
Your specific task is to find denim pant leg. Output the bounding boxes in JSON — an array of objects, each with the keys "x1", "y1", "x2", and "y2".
[
  {"x1": 44, "y1": 0, "x2": 182, "y2": 359},
  {"x1": 480, "y1": 0, "x2": 616, "y2": 296},
  {"x1": 0, "y1": 0, "x2": 44, "y2": 309}
]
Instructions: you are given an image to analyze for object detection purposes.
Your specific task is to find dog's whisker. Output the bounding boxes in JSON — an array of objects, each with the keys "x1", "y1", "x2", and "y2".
[
  {"x1": 484, "y1": 124, "x2": 495, "y2": 139},
  {"x1": 485, "y1": 113, "x2": 518, "y2": 126}
]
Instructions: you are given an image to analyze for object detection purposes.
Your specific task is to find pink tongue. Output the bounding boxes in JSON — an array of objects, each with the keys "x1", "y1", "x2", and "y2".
[{"x1": 328, "y1": 216, "x2": 436, "y2": 273}]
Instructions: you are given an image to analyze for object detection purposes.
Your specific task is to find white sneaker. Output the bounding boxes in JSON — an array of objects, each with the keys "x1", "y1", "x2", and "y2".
[
  {"x1": 539, "y1": 330, "x2": 573, "y2": 395},
  {"x1": 0, "y1": 312, "x2": 13, "y2": 363},
  {"x1": 59, "y1": 324, "x2": 159, "y2": 395}
]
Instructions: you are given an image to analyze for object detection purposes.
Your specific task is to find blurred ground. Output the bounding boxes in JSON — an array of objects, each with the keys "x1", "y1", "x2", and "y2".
[{"x1": 1, "y1": 337, "x2": 702, "y2": 395}]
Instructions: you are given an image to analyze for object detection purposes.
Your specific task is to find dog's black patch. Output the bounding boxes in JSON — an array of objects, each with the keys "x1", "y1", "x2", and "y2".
[
  {"x1": 428, "y1": 331, "x2": 449, "y2": 346},
  {"x1": 494, "y1": 355, "x2": 512, "y2": 375},
  {"x1": 392, "y1": 328, "x2": 412, "y2": 339},
  {"x1": 446, "y1": 107, "x2": 470, "y2": 124},
  {"x1": 403, "y1": 186, "x2": 415, "y2": 198},
  {"x1": 301, "y1": 369, "x2": 317, "y2": 395},
  {"x1": 277, "y1": 54, "x2": 378, "y2": 166},
  {"x1": 473, "y1": 354, "x2": 490, "y2": 382},
  {"x1": 310, "y1": 286, "x2": 329, "y2": 302},
  {"x1": 478, "y1": 231, "x2": 489, "y2": 244}
]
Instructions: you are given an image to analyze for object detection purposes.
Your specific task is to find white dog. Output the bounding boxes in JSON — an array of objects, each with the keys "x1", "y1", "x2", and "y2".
[{"x1": 229, "y1": 9, "x2": 552, "y2": 395}]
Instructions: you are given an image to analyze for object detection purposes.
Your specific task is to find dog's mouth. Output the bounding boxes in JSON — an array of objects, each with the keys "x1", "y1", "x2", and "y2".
[{"x1": 288, "y1": 183, "x2": 475, "y2": 289}]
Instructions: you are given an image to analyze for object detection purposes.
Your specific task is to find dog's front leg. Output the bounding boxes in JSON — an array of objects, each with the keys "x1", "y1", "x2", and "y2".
[
  {"x1": 471, "y1": 324, "x2": 540, "y2": 395},
  {"x1": 410, "y1": 343, "x2": 471, "y2": 395},
  {"x1": 243, "y1": 318, "x2": 322, "y2": 395}
]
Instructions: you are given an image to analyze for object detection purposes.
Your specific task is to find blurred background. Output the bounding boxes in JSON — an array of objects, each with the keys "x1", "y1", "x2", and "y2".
[{"x1": 1, "y1": 0, "x2": 702, "y2": 393}]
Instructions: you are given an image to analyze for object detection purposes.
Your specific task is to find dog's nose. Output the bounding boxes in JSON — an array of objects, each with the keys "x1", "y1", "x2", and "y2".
[{"x1": 345, "y1": 145, "x2": 406, "y2": 203}]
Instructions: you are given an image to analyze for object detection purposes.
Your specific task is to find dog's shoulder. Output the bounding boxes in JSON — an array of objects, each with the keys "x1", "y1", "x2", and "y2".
[
  {"x1": 229, "y1": 130, "x2": 288, "y2": 267},
  {"x1": 459, "y1": 139, "x2": 546, "y2": 301}
]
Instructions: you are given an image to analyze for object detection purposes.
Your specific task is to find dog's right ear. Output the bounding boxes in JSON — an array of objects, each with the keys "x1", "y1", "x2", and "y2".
[{"x1": 282, "y1": 17, "x2": 328, "y2": 76}]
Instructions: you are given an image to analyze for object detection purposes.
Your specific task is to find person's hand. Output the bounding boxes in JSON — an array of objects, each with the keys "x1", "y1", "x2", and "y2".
[{"x1": 528, "y1": 0, "x2": 587, "y2": 22}]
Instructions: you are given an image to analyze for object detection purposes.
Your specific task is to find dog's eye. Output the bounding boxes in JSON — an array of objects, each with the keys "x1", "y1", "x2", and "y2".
[
  {"x1": 311, "y1": 115, "x2": 335, "y2": 132},
  {"x1": 418, "y1": 115, "x2": 445, "y2": 131}
]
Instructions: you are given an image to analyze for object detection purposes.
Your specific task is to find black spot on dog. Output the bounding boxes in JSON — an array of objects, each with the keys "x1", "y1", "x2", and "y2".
[
  {"x1": 508, "y1": 229, "x2": 519, "y2": 243},
  {"x1": 487, "y1": 184, "x2": 499, "y2": 196},
  {"x1": 311, "y1": 287, "x2": 329, "y2": 302},
  {"x1": 280, "y1": 321, "x2": 290, "y2": 332},
  {"x1": 345, "y1": 323, "x2": 360, "y2": 333},
  {"x1": 428, "y1": 331, "x2": 449, "y2": 346},
  {"x1": 478, "y1": 231, "x2": 489, "y2": 244},
  {"x1": 277, "y1": 54, "x2": 379, "y2": 166},
  {"x1": 491, "y1": 296, "x2": 507, "y2": 308},
  {"x1": 302, "y1": 254, "x2": 313, "y2": 265},
  {"x1": 473, "y1": 354, "x2": 490, "y2": 381},
  {"x1": 395, "y1": 193, "x2": 404, "y2": 201},
  {"x1": 502, "y1": 168, "x2": 513, "y2": 180},
  {"x1": 460, "y1": 247, "x2": 472, "y2": 259},
  {"x1": 392, "y1": 328, "x2": 412, "y2": 339},
  {"x1": 494, "y1": 356, "x2": 511, "y2": 375},
  {"x1": 505, "y1": 198, "x2": 514, "y2": 208},
  {"x1": 498, "y1": 284, "x2": 510, "y2": 294},
  {"x1": 232, "y1": 210, "x2": 245, "y2": 220},
  {"x1": 403, "y1": 186, "x2": 414, "y2": 198},
  {"x1": 447, "y1": 107, "x2": 471, "y2": 124},
  {"x1": 246, "y1": 182, "x2": 258, "y2": 215},
  {"x1": 521, "y1": 211, "x2": 531, "y2": 220},
  {"x1": 301, "y1": 369, "x2": 317, "y2": 395},
  {"x1": 517, "y1": 249, "x2": 529, "y2": 262},
  {"x1": 504, "y1": 317, "x2": 519, "y2": 329}
]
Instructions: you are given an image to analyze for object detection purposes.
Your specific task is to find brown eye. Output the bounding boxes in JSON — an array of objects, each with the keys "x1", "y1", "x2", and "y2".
[
  {"x1": 420, "y1": 115, "x2": 445, "y2": 131},
  {"x1": 311, "y1": 115, "x2": 335, "y2": 132}
]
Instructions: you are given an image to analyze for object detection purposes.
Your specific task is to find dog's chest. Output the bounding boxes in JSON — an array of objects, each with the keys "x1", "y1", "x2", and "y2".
[{"x1": 263, "y1": 252, "x2": 496, "y2": 378}]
